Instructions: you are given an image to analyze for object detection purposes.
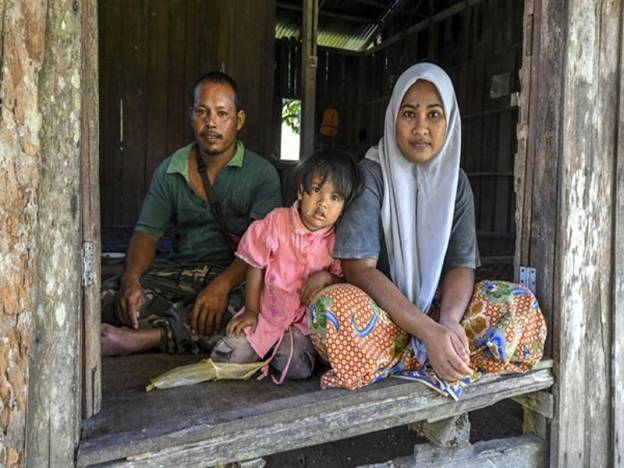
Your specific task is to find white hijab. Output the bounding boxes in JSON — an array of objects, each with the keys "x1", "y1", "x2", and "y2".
[{"x1": 366, "y1": 63, "x2": 461, "y2": 312}]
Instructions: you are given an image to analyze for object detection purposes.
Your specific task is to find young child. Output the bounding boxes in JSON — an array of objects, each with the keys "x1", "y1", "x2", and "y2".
[{"x1": 210, "y1": 150, "x2": 361, "y2": 383}]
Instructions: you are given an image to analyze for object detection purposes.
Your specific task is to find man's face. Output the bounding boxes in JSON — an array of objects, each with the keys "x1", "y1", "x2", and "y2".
[{"x1": 190, "y1": 81, "x2": 245, "y2": 158}]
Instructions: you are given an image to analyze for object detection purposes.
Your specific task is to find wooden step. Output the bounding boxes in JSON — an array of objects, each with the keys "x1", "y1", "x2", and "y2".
[{"x1": 77, "y1": 356, "x2": 553, "y2": 467}]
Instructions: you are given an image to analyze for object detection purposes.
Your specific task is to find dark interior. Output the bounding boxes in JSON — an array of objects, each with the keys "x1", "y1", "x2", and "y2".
[{"x1": 94, "y1": 0, "x2": 524, "y2": 458}]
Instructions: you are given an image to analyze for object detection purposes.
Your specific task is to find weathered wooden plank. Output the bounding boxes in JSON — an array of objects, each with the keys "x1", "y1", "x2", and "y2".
[
  {"x1": 552, "y1": 0, "x2": 622, "y2": 466},
  {"x1": 119, "y1": 0, "x2": 148, "y2": 225},
  {"x1": 77, "y1": 367, "x2": 553, "y2": 466},
  {"x1": 24, "y1": 1, "x2": 84, "y2": 465},
  {"x1": 99, "y1": 0, "x2": 122, "y2": 226},
  {"x1": 81, "y1": 0, "x2": 102, "y2": 419},
  {"x1": 165, "y1": 0, "x2": 187, "y2": 156},
  {"x1": 362, "y1": 435, "x2": 545, "y2": 468},
  {"x1": 526, "y1": 0, "x2": 565, "y2": 362},
  {"x1": 182, "y1": 0, "x2": 200, "y2": 146},
  {"x1": 144, "y1": 0, "x2": 170, "y2": 187},
  {"x1": 613, "y1": 5, "x2": 624, "y2": 466},
  {"x1": 513, "y1": 0, "x2": 535, "y2": 275}
]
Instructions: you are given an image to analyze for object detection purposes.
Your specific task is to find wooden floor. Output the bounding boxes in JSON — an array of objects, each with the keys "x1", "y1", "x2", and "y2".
[
  {"x1": 78, "y1": 354, "x2": 553, "y2": 467},
  {"x1": 82, "y1": 353, "x2": 333, "y2": 442}
]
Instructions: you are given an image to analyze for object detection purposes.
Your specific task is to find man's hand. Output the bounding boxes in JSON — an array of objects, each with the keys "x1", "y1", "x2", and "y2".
[
  {"x1": 116, "y1": 279, "x2": 145, "y2": 329},
  {"x1": 190, "y1": 279, "x2": 231, "y2": 336},
  {"x1": 421, "y1": 320, "x2": 473, "y2": 382},
  {"x1": 226, "y1": 309, "x2": 259, "y2": 336},
  {"x1": 301, "y1": 271, "x2": 340, "y2": 305}
]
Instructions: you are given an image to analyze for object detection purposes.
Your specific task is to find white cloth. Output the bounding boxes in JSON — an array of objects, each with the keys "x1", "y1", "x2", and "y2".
[{"x1": 365, "y1": 62, "x2": 461, "y2": 312}]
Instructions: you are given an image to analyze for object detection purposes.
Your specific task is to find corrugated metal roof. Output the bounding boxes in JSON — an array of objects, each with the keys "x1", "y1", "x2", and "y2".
[
  {"x1": 276, "y1": 13, "x2": 378, "y2": 51},
  {"x1": 276, "y1": 2, "x2": 383, "y2": 51}
]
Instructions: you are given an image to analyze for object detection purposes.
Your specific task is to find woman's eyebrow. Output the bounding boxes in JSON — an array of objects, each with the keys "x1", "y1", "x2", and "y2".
[{"x1": 399, "y1": 102, "x2": 443, "y2": 109}]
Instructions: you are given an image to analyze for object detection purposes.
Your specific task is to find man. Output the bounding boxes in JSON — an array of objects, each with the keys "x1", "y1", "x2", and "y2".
[{"x1": 101, "y1": 72, "x2": 282, "y2": 355}]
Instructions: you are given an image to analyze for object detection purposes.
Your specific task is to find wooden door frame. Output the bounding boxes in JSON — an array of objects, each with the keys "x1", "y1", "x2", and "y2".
[
  {"x1": 517, "y1": 0, "x2": 624, "y2": 466},
  {"x1": 81, "y1": 0, "x2": 102, "y2": 420}
]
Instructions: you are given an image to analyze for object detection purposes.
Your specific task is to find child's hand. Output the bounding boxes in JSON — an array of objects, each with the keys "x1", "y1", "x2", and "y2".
[
  {"x1": 301, "y1": 271, "x2": 339, "y2": 305},
  {"x1": 226, "y1": 309, "x2": 259, "y2": 336}
]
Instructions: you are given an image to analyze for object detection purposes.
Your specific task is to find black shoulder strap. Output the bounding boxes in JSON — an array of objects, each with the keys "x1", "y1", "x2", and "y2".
[{"x1": 195, "y1": 150, "x2": 232, "y2": 242}]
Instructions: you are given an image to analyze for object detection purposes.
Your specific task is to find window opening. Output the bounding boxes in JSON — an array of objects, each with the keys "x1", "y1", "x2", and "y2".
[{"x1": 280, "y1": 98, "x2": 301, "y2": 161}]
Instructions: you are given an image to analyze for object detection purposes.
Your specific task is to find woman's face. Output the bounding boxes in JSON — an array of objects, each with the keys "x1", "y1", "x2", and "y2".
[{"x1": 395, "y1": 80, "x2": 447, "y2": 164}]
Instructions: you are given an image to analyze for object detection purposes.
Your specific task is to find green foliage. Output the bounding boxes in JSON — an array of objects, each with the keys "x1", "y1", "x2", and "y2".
[{"x1": 282, "y1": 99, "x2": 301, "y2": 134}]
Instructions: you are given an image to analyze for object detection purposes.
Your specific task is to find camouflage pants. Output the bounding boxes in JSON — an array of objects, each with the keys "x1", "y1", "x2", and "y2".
[{"x1": 101, "y1": 264, "x2": 245, "y2": 354}]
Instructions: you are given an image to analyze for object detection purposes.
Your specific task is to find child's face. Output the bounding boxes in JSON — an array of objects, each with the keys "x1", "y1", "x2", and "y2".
[{"x1": 297, "y1": 177, "x2": 345, "y2": 232}]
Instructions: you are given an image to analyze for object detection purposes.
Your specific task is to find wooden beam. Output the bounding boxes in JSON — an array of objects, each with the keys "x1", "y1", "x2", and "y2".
[
  {"x1": 300, "y1": 0, "x2": 318, "y2": 159},
  {"x1": 277, "y1": 2, "x2": 372, "y2": 24},
  {"x1": 365, "y1": 0, "x2": 487, "y2": 55},
  {"x1": 409, "y1": 414, "x2": 471, "y2": 449},
  {"x1": 352, "y1": 0, "x2": 386, "y2": 9},
  {"x1": 512, "y1": 391, "x2": 553, "y2": 419},
  {"x1": 77, "y1": 368, "x2": 553, "y2": 466}
]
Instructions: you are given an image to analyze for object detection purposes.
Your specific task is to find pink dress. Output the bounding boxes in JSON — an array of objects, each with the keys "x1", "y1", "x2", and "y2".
[{"x1": 235, "y1": 202, "x2": 342, "y2": 358}]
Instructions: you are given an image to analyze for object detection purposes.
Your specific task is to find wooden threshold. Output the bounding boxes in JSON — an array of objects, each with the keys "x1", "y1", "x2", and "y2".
[{"x1": 77, "y1": 356, "x2": 553, "y2": 467}]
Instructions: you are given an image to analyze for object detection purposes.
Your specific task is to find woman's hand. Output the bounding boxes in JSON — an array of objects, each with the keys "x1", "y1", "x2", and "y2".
[
  {"x1": 439, "y1": 316, "x2": 470, "y2": 363},
  {"x1": 226, "y1": 308, "x2": 259, "y2": 336},
  {"x1": 421, "y1": 320, "x2": 473, "y2": 381},
  {"x1": 301, "y1": 271, "x2": 340, "y2": 305}
]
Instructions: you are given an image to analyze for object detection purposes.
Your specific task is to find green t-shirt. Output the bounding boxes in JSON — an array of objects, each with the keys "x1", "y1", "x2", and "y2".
[{"x1": 136, "y1": 141, "x2": 282, "y2": 266}]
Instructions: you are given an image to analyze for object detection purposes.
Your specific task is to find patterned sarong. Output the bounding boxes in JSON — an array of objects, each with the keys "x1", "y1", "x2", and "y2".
[{"x1": 308, "y1": 281, "x2": 547, "y2": 396}]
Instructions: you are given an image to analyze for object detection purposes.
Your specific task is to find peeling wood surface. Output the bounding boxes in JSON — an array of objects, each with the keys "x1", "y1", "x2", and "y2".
[
  {"x1": 23, "y1": 1, "x2": 84, "y2": 466},
  {"x1": 0, "y1": 1, "x2": 46, "y2": 466},
  {"x1": 77, "y1": 354, "x2": 553, "y2": 466},
  {"x1": 552, "y1": 0, "x2": 623, "y2": 466}
]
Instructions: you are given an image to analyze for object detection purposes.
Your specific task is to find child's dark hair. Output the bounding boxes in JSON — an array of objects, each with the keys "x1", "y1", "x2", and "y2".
[{"x1": 295, "y1": 149, "x2": 362, "y2": 207}]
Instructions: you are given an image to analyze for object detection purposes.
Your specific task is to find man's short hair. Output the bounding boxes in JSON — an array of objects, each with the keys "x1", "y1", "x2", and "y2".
[{"x1": 191, "y1": 71, "x2": 241, "y2": 110}]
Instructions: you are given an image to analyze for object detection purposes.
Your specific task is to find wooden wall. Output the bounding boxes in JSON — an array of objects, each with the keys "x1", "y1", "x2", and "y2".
[
  {"x1": 275, "y1": 0, "x2": 523, "y2": 249},
  {"x1": 99, "y1": 0, "x2": 276, "y2": 227}
]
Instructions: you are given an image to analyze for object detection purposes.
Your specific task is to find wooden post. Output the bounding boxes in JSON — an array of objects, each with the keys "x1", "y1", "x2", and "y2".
[
  {"x1": 409, "y1": 414, "x2": 471, "y2": 449},
  {"x1": 300, "y1": 0, "x2": 318, "y2": 159},
  {"x1": 24, "y1": 1, "x2": 84, "y2": 465},
  {"x1": 613, "y1": 3, "x2": 624, "y2": 465},
  {"x1": 551, "y1": 0, "x2": 623, "y2": 466},
  {"x1": 0, "y1": 2, "x2": 46, "y2": 466},
  {"x1": 80, "y1": 0, "x2": 102, "y2": 419}
]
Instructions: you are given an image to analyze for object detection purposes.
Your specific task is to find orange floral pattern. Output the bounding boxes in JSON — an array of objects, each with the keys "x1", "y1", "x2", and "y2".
[{"x1": 307, "y1": 281, "x2": 547, "y2": 390}]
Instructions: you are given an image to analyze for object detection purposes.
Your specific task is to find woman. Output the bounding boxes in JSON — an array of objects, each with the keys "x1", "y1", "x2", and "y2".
[{"x1": 308, "y1": 63, "x2": 546, "y2": 395}]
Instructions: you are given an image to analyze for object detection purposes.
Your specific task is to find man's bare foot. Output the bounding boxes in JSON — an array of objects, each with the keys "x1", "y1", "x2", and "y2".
[{"x1": 101, "y1": 324, "x2": 161, "y2": 356}]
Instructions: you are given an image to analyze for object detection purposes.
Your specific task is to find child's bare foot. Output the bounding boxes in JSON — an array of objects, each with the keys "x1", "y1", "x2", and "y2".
[{"x1": 101, "y1": 324, "x2": 161, "y2": 356}]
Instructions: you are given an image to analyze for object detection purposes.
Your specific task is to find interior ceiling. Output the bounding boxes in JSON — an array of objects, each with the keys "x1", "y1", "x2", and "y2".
[{"x1": 275, "y1": 0, "x2": 462, "y2": 51}]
